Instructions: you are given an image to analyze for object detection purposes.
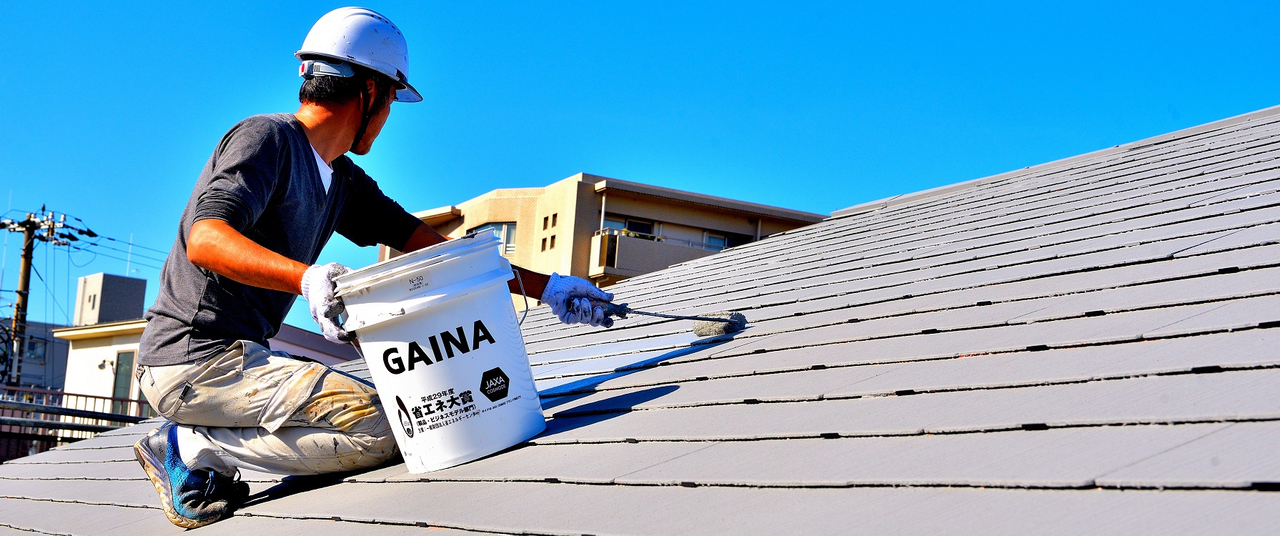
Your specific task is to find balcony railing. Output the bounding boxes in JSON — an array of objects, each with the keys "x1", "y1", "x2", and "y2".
[
  {"x1": 1, "y1": 385, "x2": 154, "y2": 449},
  {"x1": 592, "y1": 228, "x2": 725, "y2": 252},
  {"x1": 590, "y1": 229, "x2": 722, "y2": 282}
]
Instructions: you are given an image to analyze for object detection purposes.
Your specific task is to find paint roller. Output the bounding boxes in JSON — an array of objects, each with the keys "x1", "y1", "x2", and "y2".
[{"x1": 598, "y1": 301, "x2": 747, "y2": 337}]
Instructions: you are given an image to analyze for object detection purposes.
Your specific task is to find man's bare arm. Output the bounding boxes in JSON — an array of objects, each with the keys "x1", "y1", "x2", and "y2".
[
  {"x1": 187, "y1": 219, "x2": 309, "y2": 294},
  {"x1": 509, "y1": 265, "x2": 550, "y2": 301},
  {"x1": 399, "y1": 222, "x2": 448, "y2": 253}
]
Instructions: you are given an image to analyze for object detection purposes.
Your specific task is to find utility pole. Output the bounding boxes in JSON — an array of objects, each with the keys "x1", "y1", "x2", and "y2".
[{"x1": 0, "y1": 210, "x2": 83, "y2": 386}]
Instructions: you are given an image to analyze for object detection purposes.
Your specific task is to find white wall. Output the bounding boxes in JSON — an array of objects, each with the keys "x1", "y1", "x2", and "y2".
[{"x1": 61, "y1": 334, "x2": 141, "y2": 400}]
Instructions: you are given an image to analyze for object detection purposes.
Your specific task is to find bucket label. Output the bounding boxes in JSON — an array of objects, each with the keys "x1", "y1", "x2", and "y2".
[
  {"x1": 382, "y1": 320, "x2": 497, "y2": 375},
  {"x1": 401, "y1": 387, "x2": 480, "y2": 435},
  {"x1": 405, "y1": 273, "x2": 430, "y2": 293}
]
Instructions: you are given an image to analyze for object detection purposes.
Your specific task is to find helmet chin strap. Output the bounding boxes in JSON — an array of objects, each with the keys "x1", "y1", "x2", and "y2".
[{"x1": 350, "y1": 79, "x2": 389, "y2": 153}]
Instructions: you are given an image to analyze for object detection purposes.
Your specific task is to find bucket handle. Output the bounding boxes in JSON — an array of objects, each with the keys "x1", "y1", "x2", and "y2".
[
  {"x1": 514, "y1": 269, "x2": 530, "y2": 326},
  {"x1": 341, "y1": 268, "x2": 520, "y2": 363},
  {"x1": 342, "y1": 268, "x2": 513, "y2": 331}
]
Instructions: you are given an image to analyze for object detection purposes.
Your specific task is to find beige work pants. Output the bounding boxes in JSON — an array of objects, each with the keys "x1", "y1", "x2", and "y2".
[{"x1": 138, "y1": 340, "x2": 396, "y2": 476}]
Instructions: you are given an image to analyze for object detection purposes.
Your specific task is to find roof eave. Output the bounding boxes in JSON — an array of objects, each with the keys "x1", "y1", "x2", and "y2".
[
  {"x1": 52, "y1": 319, "x2": 147, "y2": 340},
  {"x1": 592, "y1": 178, "x2": 827, "y2": 223}
]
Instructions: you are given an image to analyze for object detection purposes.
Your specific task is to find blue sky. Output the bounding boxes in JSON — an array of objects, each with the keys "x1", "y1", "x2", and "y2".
[{"x1": 2, "y1": 1, "x2": 1278, "y2": 334}]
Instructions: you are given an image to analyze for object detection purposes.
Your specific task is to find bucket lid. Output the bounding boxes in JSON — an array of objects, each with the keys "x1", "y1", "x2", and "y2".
[{"x1": 334, "y1": 232, "x2": 501, "y2": 298}]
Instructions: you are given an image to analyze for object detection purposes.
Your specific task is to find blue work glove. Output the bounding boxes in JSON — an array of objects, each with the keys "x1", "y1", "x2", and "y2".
[
  {"x1": 540, "y1": 273, "x2": 614, "y2": 328},
  {"x1": 301, "y1": 262, "x2": 355, "y2": 343}
]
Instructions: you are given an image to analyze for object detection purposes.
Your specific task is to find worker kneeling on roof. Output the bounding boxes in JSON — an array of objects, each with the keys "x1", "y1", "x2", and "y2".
[{"x1": 131, "y1": 7, "x2": 614, "y2": 529}]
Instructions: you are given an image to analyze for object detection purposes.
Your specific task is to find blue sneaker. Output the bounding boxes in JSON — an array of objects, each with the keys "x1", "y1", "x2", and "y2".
[{"x1": 133, "y1": 421, "x2": 245, "y2": 528}]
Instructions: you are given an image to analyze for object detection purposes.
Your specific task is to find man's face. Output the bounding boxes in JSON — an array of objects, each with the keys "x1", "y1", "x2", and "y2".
[{"x1": 351, "y1": 81, "x2": 396, "y2": 155}]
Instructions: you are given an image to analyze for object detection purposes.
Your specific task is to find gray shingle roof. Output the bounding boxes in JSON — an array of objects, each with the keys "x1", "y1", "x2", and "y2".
[{"x1": 5, "y1": 106, "x2": 1280, "y2": 534}]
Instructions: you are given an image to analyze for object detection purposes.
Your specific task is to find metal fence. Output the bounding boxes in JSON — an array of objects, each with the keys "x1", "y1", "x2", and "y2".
[{"x1": 0, "y1": 385, "x2": 153, "y2": 460}]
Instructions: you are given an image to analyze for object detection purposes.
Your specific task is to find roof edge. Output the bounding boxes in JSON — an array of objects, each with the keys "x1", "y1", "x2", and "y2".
[
  {"x1": 412, "y1": 205, "x2": 462, "y2": 226},
  {"x1": 831, "y1": 103, "x2": 1280, "y2": 218},
  {"x1": 52, "y1": 319, "x2": 147, "y2": 340},
  {"x1": 272, "y1": 324, "x2": 360, "y2": 361},
  {"x1": 592, "y1": 177, "x2": 827, "y2": 223}
]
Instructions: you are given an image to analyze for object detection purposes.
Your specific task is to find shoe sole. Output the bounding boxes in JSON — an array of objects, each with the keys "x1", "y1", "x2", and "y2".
[{"x1": 134, "y1": 433, "x2": 217, "y2": 529}]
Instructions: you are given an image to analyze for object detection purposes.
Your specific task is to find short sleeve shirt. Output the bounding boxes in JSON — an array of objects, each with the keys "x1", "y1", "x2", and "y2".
[{"x1": 139, "y1": 114, "x2": 421, "y2": 366}]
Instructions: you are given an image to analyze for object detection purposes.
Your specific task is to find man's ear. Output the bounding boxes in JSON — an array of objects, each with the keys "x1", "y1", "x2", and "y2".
[{"x1": 365, "y1": 77, "x2": 392, "y2": 109}]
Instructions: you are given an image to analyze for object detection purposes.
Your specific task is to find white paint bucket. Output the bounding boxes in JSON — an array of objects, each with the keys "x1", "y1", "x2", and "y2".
[{"x1": 334, "y1": 233, "x2": 544, "y2": 473}]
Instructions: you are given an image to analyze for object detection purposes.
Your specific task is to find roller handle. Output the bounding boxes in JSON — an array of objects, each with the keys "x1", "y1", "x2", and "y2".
[
  {"x1": 592, "y1": 300, "x2": 735, "y2": 325},
  {"x1": 598, "y1": 301, "x2": 632, "y2": 319}
]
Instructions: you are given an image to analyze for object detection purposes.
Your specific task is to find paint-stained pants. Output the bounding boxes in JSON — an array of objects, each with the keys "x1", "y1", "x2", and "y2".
[{"x1": 138, "y1": 341, "x2": 396, "y2": 476}]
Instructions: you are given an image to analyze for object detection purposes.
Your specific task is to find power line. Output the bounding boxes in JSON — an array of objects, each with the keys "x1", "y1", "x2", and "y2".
[
  {"x1": 98, "y1": 234, "x2": 170, "y2": 256},
  {"x1": 29, "y1": 263, "x2": 70, "y2": 325},
  {"x1": 67, "y1": 245, "x2": 162, "y2": 271},
  {"x1": 67, "y1": 246, "x2": 97, "y2": 267},
  {"x1": 0, "y1": 208, "x2": 168, "y2": 384},
  {"x1": 0, "y1": 208, "x2": 71, "y2": 385},
  {"x1": 6, "y1": 208, "x2": 172, "y2": 264},
  {"x1": 64, "y1": 242, "x2": 71, "y2": 324},
  {"x1": 80, "y1": 240, "x2": 168, "y2": 264},
  {"x1": 44, "y1": 234, "x2": 50, "y2": 327},
  {"x1": 65, "y1": 215, "x2": 170, "y2": 256},
  {"x1": 0, "y1": 193, "x2": 8, "y2": 308}
]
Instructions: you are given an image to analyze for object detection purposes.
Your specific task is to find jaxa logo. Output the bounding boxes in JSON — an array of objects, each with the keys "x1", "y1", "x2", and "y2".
[
  {"x1": 382, "y1": 320, "x2": 497, "y2": 375},
  {"x1": 480, "y1": 367, "x2": 509, "y2": 402}
]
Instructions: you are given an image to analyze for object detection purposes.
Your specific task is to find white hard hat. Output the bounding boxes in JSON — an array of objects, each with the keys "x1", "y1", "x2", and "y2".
[{"x1": 296, "y1": 7, "x2": 422, "y2": 103}]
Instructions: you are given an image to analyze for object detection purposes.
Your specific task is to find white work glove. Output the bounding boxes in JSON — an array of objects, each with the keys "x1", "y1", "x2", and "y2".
[
  {"x1": 540, "y1": 273, "x2": 614, "y2": 328},
  {"x1": 301, "y1": 262, "x2": 354, "y2": 343}
]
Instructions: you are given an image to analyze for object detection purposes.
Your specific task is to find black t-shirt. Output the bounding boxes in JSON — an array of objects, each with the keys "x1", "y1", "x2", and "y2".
[{"x1": 139, "y1": 114, "x2": 421, "y2": 366}]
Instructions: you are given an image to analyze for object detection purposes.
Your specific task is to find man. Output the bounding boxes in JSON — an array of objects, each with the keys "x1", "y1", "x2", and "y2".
[{"x1": 133, "y1": 7, "x2": 614, "y2": 529}]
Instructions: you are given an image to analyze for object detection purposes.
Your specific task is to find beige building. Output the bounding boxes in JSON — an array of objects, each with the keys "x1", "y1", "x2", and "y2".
[
  {"x1": 53, "y1": 319, "x2": 148, "y2": 411},
  {"x1": 381, "y1": 173, "x2": 826, "y2": 287}
]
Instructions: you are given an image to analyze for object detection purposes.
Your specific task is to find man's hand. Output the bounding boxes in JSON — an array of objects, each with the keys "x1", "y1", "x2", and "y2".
[
  {"x1": 540, "y1": 273, "x2": 614, "y2": 328},
  {"x1": 301, "y1": 263, "x2": 355, "y2": 343}
]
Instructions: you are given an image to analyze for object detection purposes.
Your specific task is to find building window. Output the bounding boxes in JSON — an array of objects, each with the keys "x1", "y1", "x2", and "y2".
[
  {"x1": 469, "y1": 222, "x2": 517, "y2": 255},
  {"x1": 625, "y1": 220, "x2": 654, "y2": 235},
  {"x1": 542, "y1": 216, "x2": 548, "y2": 230},
  {"x1": 541, "y1": 238, "x2": 547, "y2": 251},
  {"x1": 25, "y1": 337, "x2": 47, "y2": 360},
  {"x1": 550, "y1": 235, "x2": 556, "y2": 249},
  {"x1": 551, "y1": 213, "x2": 558, "y2": 227},
  {"x1": 603, "y1": 215, "x2": 656, "y2": 239},
  {"x1": 706, "y1": 233, "x2": 728, "y2": 251},
  {"x1": 112, "y1": 351, "x2": 136, "y2": 414}
]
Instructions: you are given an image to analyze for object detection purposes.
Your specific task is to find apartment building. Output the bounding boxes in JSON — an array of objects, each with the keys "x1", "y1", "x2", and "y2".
[
  {"x1": 1, "y1": 319, "x2": 68, "y2": 390},
  {"x1": 381, "y1": 173, "x2": 826, "y2": 287}
]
